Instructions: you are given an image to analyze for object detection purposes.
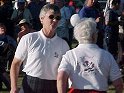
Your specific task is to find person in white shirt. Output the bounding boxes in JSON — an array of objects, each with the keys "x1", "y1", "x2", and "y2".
[
  {"x1": 10, "y1": 4, "x2": 70, "y2": 93},
  {"x1": 57, "y1": 18, "x2": 123, "y2": 93}
]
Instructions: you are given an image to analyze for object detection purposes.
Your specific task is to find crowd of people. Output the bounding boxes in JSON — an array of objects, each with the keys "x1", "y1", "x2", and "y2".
[{"x1": 0, "y1": 0, "x2": 124, "y2": 92}]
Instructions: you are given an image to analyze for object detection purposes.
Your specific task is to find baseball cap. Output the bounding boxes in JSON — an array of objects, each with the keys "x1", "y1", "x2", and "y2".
[{"x1": 18, "y1": 19, "x2": 30, "y2": 26}]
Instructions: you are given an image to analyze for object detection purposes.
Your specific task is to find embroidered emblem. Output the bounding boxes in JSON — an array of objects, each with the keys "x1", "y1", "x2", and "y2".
[
  {"x1": 54, "y1": 52, "x2": 59, "y2": 58},
  {"x1": 83, "y1": 61, "x2": 95, "y2": 72},
  {"x1": 75, "y1": 56, "x2": 99, "y2": 75}
]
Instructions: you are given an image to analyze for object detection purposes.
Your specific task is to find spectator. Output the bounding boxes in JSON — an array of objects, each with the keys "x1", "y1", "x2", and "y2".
[
  {"x1": 0, "y1": 23, "x2": 17, "y2": 91},
  {"x1": 57, "y1": 18, "x2": 123, "y2": 93},
  {"x1": 79, "y1": 0, "x2": 100, "y2": 19},
  {"x1": 27, "y1": 0, "x2": 46, "y2": 30},
  {"x1": 10, "y1": 4, "x2": 69, "y2": 93},
  {"x1": 105, "y1": 0, "x2": 120, "y2": 60},
  {"x1": 79, "y1": 0, "x2": 104, "y2": 48},
  {"x1": 104, "y1": 0, "x2": 122, "y2": 16},
  {"x1": 119, "y1": 10, "x2": 124, "y2": 69},
  {"x1": 104, "y1": 0, "x2": 113, "y2": 16},
  {"x1": 11, "y1": 0, "x2": 33, "y2": 25},
  {"x1": 66, "y1": 0, "x2": 76, "y2": 48},
  {"x1": 55, "y1": 0, "x2": 69, "y2": 45},
  {"x1": 17, "y1": 19, "x2": 35, "y2": 43},
  {"x1": 0, "y1": 0, "x2": 14, "y2": 38},
  {"x1": 11, "y1": 0, "x2": 33, "y2": 39},
  {"x1": 55, "y1": 0, "x2": 76, "y2": 48}
]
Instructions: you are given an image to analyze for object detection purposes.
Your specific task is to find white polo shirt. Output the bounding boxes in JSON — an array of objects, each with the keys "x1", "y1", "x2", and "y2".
[
  {"x1": 15, "y1": 30, "x2": 69, "y2": 80},
  {"x1": 58, "y1": 44, "x2": 122, "y2": 91}
]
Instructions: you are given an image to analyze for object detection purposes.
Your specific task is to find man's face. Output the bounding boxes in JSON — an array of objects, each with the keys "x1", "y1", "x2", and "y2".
[{"x1": 40, "y1": 10, "x2": 61, "y2": 32}]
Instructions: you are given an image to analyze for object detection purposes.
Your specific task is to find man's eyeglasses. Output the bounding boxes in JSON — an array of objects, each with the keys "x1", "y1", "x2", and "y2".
[{"x1": 49, "y1": 15, "x2": 61, "y2": 21}]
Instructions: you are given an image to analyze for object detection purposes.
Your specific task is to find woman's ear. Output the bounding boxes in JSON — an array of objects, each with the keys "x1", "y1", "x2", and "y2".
[{"x1": 92, "y1": 33, "x2": 98, "y2": 43}]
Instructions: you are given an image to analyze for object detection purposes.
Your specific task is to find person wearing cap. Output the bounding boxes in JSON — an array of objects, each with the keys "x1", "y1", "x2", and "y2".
[
  {"x1": 10, "y1": 4, "x2": 69, "y2": 93},
  {"x1": 11, "y1": 0, "x2": 33, "y2": 40},
  {"x1": 57, "y1": 18, "x2": 123, "y2": 93},
  {"x1": 17, "y1": 19, "x2": 35, "y2": 43}
]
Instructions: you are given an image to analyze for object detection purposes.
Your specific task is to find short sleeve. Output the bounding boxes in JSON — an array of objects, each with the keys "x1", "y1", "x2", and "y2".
[
  {"x1": 15, "y1": 35, "x2": 28, "y2": 62},
  {"x1": 58, "y1": 53, "x2": 72, "y2": 75},
  {"x1": 109, "y1": 55, "x2": 122, "y2": 81}
]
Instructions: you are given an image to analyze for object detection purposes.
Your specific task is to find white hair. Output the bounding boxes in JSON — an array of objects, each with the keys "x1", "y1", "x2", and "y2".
[
  {"x1": 39, "y1": 4, "x2": 60, "y2": 18},
  {"x1": 74, "y1": 18, "x2": 98, "y2": 44}
]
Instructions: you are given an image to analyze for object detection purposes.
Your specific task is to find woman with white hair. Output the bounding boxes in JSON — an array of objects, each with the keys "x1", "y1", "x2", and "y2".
[{"x1": 57, "y1": 18, "x2": 123, "y2": 93}]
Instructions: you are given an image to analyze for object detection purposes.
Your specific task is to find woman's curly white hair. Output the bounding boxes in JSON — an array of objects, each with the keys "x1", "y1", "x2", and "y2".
[{"x1": 70, "y1": 15, "x2": 97, "y2": 44}]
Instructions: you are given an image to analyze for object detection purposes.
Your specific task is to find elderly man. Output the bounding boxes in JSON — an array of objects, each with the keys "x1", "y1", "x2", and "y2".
[
  {"x1": 57, "y1": 18, "x2": 123, "y2": 93},
  {"x1": 10, "y1": 4, "x2": 69, "y2": 93}
]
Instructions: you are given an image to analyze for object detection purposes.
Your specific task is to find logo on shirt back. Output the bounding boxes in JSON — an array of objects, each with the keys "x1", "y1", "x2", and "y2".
[
  {"x1": 83, "y1": 60, "x2": 95, "y2": 72},
  {"x1": 76, "y1": 56, "x2": 99, "y2": 75}
]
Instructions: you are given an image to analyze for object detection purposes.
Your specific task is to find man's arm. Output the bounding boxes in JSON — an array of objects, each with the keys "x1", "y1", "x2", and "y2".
[
  {"x1": 112, "y1": 78, "x2": 123, "y2": 93},
  {"x1": 10, "y1": 57, "x2": 22, "y2": 93},
  {"x1": 57, "y1": 71, "x2": 69, "y2": 93}
]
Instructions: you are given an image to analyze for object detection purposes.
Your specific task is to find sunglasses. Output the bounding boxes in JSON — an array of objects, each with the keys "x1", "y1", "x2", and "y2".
[{"x1": 49, "y1": 15, "x2": 61, "y2": 21}]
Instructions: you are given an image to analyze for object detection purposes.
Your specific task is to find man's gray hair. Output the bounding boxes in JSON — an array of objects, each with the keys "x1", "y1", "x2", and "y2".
[
  {"x1": 39, "y1": 4, "x2": 60, "y2": 18},
  {"x1": 74, "y1": 18, "x2": 97, "y2": 43}
]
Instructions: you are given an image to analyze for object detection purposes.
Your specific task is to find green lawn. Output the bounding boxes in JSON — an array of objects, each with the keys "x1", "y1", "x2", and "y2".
[
  {"x1": 1, "y1": 75, "x2": 124, "y2": 93},
  {"x1": 1, "y1": 75, "x2": 22, "y2": 93}
]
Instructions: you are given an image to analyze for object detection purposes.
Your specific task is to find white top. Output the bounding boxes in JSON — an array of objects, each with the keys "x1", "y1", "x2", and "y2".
[
  {"x1": 15, "y1": 30, "x2": 69, "y2": 80},
  {"x1": 58, "y1": 44, "x2": 122, "y2": 91}
]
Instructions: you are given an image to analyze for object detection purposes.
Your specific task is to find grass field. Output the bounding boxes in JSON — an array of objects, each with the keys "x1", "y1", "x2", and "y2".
[{"x1": 1, "y1": 75, "x2": 124, "y2": 93}]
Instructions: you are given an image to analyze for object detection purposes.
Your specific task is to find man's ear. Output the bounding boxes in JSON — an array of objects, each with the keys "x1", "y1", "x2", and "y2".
[{"x1": 40, "y1": 17, "x2": 43, "y2": 23}]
